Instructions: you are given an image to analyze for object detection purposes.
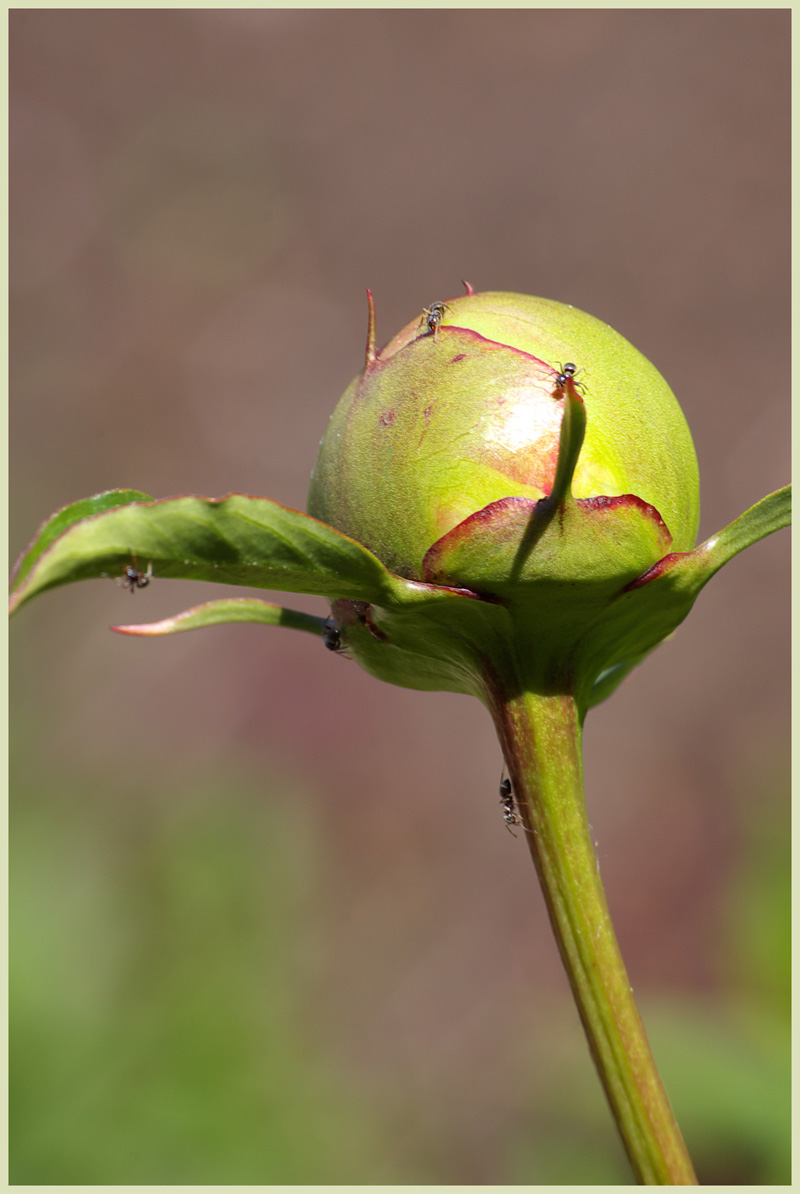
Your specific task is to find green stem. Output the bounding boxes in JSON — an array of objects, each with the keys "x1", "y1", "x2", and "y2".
[{"x1": 488, "y1": 687, "x2": 697, "y2": 1185}]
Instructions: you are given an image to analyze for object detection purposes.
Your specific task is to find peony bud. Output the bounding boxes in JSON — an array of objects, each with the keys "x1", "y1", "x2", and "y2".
[
  {"x1": 308, "y1": 290, "x2": 699, "y2": 577},
  {"x1": 308, "y1": 290, "x2": 702, "y2": 708}
]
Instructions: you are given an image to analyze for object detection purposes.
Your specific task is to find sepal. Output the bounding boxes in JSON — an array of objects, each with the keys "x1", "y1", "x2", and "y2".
[{"x1": 112, "y1": 597, "x2": 328, "y2": 638}]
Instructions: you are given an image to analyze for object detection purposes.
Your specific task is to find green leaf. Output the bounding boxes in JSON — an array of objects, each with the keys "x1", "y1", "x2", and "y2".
[
  {"x1": 695, "y1": 485, "x2": 791, "y2": 579},
  {"x1": 10, "y1": 489, "x2": 154, "y2": 592},
  {"x1": 111, "y1": 598, "x2": 327, "y2": 638},
  {"x1": 9, "y1": 493, "x2": 400, "y2": 615}
]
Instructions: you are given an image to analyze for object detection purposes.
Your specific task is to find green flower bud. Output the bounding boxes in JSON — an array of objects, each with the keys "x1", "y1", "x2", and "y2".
[
  {"x1": 307, "y1": 289, "x2": 707, "y2": 708},
  {"x1": 308, "y1": 290, "x2": 699, "y2": 582}
]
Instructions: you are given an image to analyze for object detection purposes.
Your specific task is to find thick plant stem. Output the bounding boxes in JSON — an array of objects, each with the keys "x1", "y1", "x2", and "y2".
[{"x1": 489, "y1": 687, "x2": 697, "y2": 1185}]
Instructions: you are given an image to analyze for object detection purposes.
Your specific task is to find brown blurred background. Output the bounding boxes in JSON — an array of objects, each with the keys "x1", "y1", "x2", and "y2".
[{"x1": 10, "y1": 9, "x2": 790, "y2": 1185}]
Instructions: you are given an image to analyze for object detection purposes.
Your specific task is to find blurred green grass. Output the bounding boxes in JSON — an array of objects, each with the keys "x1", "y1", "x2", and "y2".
[
  {"x1": 10, "y1": 753, "x2": 407, "y2": 1184},
  {"x1": 11, "y1": 740, "x2": 789, "y2": 1183}
]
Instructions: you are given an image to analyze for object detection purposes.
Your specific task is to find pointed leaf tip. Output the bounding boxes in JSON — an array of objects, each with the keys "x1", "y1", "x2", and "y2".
[
  {"x1": 111, "y1": 597, "x2": 328, "y2": 637},
  {"x1": 695, "y1": 484, "x2": 791, "y2": 579},
  {"x1": 10, "y1": 488, "x2": 154, "y2": 595},
  {"x1": 365, "y1": 289, "x2": 377, "y2": 369}
]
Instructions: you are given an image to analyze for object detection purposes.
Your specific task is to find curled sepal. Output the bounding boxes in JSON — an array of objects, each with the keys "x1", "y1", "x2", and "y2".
[
  {"x1": 8, "y1": 492, "x2": 402, "y2": 615},
  {"x1": 509, "y1": 375, "x2": 586, "y2": 581},
  {"x1": 547, "y1": 375, "x2": 586, "y2": 507},
  {"x1": 112, "y1": 597, "x2": 327, "y2": 638}
]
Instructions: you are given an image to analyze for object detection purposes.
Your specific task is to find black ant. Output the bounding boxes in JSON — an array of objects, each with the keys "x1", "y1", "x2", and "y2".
[
  {"x1": 117, "y1": 559, "x2": 153, "y2": 593},
  {"x1": 554, "y1": 361, "x2": 584, "y2": 391},
  {"x1": 322, "y1": 617, "x2": 341, "y2": 651},
  {"x1": 499, "y1": 775, "x2": 522, "y2": 836},
  {"x1": 420, "y1": 301, "x2": 449, "y2": 338}
]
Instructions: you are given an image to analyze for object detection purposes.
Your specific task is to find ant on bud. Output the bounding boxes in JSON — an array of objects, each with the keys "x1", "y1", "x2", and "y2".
[
  {"x1": 420, "y1": 301, "x2": 449, "y2": 338},
  {"x1": 554, "y1": 361, "x2": 584, "y2": 392}
]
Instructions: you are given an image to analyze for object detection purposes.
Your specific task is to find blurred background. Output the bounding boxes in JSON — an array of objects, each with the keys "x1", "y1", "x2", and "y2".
[{"x1": 10, "y1": 10, "x2": 790, "y2": 1185}]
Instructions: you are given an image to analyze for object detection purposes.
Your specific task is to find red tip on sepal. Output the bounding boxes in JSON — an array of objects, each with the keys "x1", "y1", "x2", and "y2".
[
  {"x1": 461, "y1": 279, "x2": 475, "y2": 296},
  {"x1": 110, "y1": 621, "x2": 164, "y2": 635},
  {"x1": 365, "y1": 289, "x2": 377, "y2": 370}
]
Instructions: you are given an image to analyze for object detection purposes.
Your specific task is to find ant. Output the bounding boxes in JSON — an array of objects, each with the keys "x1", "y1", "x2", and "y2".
[
  {"x1": 499, "y1": 775, "x2": 522, "y2": 836},
  {"x1": 554, "y1": 361, "x2": 584, "y2": 391},
  {"x1": 322, "y1": 617, "x2": 341, "y2": 651},
  {"x1": 117, "y1": 559, "x2": 153, "y2": 594},
  {"x1": 420, "y1": 301, "x2": 449, "y2": 338}
]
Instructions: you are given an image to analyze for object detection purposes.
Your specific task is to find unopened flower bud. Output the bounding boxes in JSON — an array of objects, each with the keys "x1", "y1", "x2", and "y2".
[{"x1": 309, "y1": 291, "x2": 699, "y2": 582}]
